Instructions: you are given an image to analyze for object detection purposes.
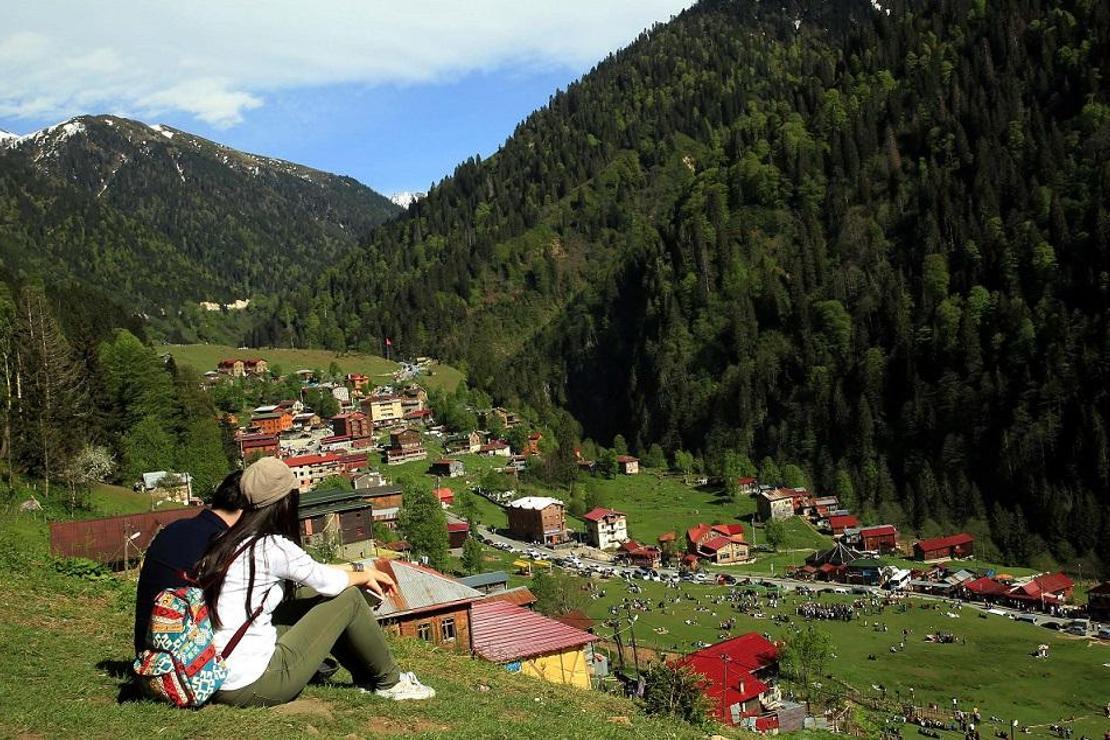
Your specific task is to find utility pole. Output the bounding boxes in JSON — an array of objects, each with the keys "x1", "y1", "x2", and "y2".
[
  {"x1": 624, "y1": 604, "x2": 640, "y2": 673},
  {"x1": 610, "y1": 619, "x2": 626, "y2": 671}
]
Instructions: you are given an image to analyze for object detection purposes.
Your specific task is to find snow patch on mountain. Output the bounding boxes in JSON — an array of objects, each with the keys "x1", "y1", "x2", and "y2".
[
  {"x1": 149, "y1": 123, "x2": 175, "y2": 140},
  {"x1": 390, "y1": 191, "x2": 426, "y2": 208}
]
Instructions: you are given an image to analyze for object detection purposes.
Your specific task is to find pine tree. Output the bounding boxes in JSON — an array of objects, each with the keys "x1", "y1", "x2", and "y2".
[
  {"x1": 462, "y1": 535, "x2": 484, "y2": 574},
  {"x1": 398, "y1": 477, "x2": 449, "y2": 571}
]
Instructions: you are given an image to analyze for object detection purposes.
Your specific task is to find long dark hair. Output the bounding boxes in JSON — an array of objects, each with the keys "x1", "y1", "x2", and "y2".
[{"x1": 195, "y1": 490, "x2": 301, "y2": 627}]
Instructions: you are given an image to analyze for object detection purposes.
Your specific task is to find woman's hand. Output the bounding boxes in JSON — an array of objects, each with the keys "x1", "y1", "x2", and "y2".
[
  {"x1": 360, "y1": 567, "x2": 397, "y2": 597},
  {"x1": 344, "y1": 564, "x2": 397, "y2": 597}
]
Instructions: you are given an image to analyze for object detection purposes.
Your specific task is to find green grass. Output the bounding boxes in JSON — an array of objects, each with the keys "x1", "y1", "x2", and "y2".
[
  {"x1": 0, "y1": 507, "x2": 736, "y2": 740},
  {"x1": 582, "y1": 472, "x2": 753, "y2": 543},
  {"x1": 165, "y1": 343, "x2": 464, "y2": 394},
  {"x1": 575, "y1": 573, "x2": 1110, "y2": 737}
]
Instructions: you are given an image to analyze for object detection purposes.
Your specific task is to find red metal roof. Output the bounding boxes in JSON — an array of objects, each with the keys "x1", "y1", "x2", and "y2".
[
  {"x1": 446, "y1": 522, "x2": 469, "y2": 533},
  {"x1": 915, "y1": 532, "x2": 974, "y2": 551},
  {"x1": 700, "y1": 535, "x2": 733, "y2": 552},
  {"x1": 582, "y1": 507, "x2": 625, "y2": 522},
  {"x1": 860, "y1": 525, "x2": 897, "y2": 537},
  {"x1": 616, "y1": 455, "x2": 639, "y2": 463},
  {"x1": 677, "y1": 633, "x2": 777, "y2": 721},
  {"x1": 828, "y1": 514, "x2": 860, "y2": 529},
  {"x1": 962, "y1": 577, "x2": 1010, "y2": 596},
  {"x1": 241, "y1": 436, "x2": 279, "y2": 449},
  {"x1": 1013, "y1": 572, "x2": 1074, "y2": 599},
  {"x1": 483, "y1": 587, "x2": 537, "y2": 608},
  {"x1": 470, "y1": 600, "x2": 594, "y2": 663},
  {"x1": 713, "y1": 523, "x2": 745, "y2": 537},
  {"x1": 50, "y1": 508, "x2": 199, "y2": 564},
  {"x1": 283, "y1": 453, "x2": 342, "y2": 467}
]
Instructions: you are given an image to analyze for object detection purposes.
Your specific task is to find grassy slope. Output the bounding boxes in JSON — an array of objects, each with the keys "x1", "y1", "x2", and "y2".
[
  {"x1": 166, "y1": 343, "x2": 464, "y2": 394},
  {"x1": 573, "y1": 578, "x2": 1110, "y2": 736},
  {"x1": 0, "y1": 500, "x2": 726, "y2": 740}
]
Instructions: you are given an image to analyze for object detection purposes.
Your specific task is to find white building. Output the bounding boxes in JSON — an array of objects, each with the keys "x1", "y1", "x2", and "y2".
[{"x1": 582, "y1": 507, "x2": 629, "y2": 550}]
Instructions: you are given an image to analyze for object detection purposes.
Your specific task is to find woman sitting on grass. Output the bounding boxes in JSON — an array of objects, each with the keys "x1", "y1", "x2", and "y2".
[{"x1": 194, "y1": 457, "x2": 434, "y2": 706}]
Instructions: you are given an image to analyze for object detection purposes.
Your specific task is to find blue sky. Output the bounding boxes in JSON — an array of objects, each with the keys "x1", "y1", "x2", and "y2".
[{"x1": 0, "y1": 2, "x2": 693, "y2": 195}]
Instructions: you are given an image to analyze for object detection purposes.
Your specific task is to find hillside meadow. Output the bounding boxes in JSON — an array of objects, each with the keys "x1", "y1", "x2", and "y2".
[{"x1": 165, "y1": 343, "x2": 464, "y2": 394}]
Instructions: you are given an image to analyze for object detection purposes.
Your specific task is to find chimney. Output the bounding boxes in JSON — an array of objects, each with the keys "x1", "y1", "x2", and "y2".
[{"x1": 739, "y1": 680, "x2": 745, "y2": 695}]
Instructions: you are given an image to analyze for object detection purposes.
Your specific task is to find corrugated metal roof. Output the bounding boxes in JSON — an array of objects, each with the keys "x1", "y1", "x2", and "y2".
[
  {"x1": 471, "y1": 600, "x2": 594, "y2": 663},
  {"x1": 50, "y1": 508, "x2": 198, "y2": 564},
  {"x1": 457, "y1": 571, "x2": 509, "y2": 589},
  {"x1": 915, "y1": 532, "x2": 974, "y2": 550},
  {"x1": 482, "y1": 586, "x2": 537, "y2": 608},
  {"x1": 359, "y1": 558, "x2": 482, "y2": 618},
  {"x1": 299, "y1": 486, "x2": 400, "y2": 510},
  {"x1": 298, "y1": 500, "x2": 371, "y2": 519}
]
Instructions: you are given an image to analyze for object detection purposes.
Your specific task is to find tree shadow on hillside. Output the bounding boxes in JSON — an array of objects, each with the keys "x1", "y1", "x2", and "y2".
[{"x1": 96, "y1": 659, "x2": 145, "y2": 704}]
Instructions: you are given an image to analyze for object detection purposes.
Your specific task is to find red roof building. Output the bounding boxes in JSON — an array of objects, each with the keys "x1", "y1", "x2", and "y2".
[
  {"x1": 447, "y1": 521, "x2": 470, "y2": 548},
  {"x1": 238, "y1": 433, "x2": 279, "y2": 460},
  {"x1": 616, "y1": 539, "x2": 662, "y2": 568},
  {"x1": 913, "y1": 533, "x2": 975, "y2": 561},
  {"x1": 331, "y1": 411, "x2": 372, "y2": 439},
  {"x1": 686, "y1": 523, "x2": 750, "y2": 564},
  {"x1": 677, "y1": 633, "x2": 779, "y2": 726},
  {"x1": 616, "y1": 455, "x2": 640, "y2": 474},
  {"x1": 1009, "y1": 572, "x2": 1074, "y2": 605},
  {"x1": 857, "y1": 524, "x2": 898, "y2": 553},
  {"x1": 582, "y1": 507, "x2": 628, "y2": 550},
  {"x1": 470, "y1": 599, "x2": 596, "y2": 687},
  {"x1": 960, "y1": 576, "x2": 1012, "y2": 600},
  {"x1": 435, "y1": 487, "x2": 455, "y2": 506},
  {"x1": 826, "y1": 514, "x2": 860, "y2": 535}
]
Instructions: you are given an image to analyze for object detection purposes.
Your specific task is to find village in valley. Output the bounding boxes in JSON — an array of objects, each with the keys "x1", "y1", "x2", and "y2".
[{"x1": 49, "y1": 348, "x2": 1110, "y2": 739}]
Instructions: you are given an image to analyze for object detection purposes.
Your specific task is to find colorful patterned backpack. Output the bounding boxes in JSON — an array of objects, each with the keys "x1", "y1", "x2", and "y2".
[{"x1": 133, "y1": 586, "x2": 264, "y2": 708}]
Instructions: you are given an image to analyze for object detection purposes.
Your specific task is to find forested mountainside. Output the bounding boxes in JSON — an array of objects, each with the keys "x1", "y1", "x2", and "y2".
[
  {"x1": 268, "y1": 0, "x2": 1108, "y2": 570},
  {"x1": 0, "y1": 115, "x2": 400, "y2": 313}
]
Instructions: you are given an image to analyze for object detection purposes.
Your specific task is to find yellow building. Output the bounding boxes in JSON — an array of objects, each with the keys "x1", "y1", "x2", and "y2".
[
  {"x1": 471, "y1": 600, "x2": 597, "y2": 689},
  {"x1": 362, "y1": 395, "x2": 405, "y2": 425}
]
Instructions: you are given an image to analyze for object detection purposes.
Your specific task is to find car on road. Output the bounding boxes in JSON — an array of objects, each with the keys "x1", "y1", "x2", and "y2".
[
  {"x1": 1097, "y1": 626, "x2": 1110, "y2": 640},
  {"x1": 1064, "y1": 620, "x2": 1088, "y2": 636},
  {"x1": 1015, "y1": 613, "x2": 1038, "y2": 624},
  {"x1": 831, "y1": 587, "x2": 850, "y2": 594}
]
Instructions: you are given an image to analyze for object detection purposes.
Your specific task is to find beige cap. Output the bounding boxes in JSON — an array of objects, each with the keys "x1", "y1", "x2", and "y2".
[{"x1": 241, "y1": 457, "x2": 297, "y2": 508}]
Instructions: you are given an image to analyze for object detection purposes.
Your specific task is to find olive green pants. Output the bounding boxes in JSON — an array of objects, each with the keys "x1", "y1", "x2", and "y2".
[{"x1": 213, "y1": 587, "x2": 400, "y2": 707}]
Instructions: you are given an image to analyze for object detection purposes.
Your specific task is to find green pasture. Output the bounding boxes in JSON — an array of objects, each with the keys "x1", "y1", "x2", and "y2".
[{"x1": 165, "y1": 343, "x2": 464, "y2": 393}]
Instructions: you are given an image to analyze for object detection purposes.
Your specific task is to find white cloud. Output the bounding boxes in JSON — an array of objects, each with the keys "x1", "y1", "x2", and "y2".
[{"x1": 0, "y1": 1, "x2": 693, "y2": 128}]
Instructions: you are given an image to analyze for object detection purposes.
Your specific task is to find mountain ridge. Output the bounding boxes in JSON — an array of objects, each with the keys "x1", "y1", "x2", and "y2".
[
  {"x1": 0, "y1": 114, "x2": 402, "y2": 331},
  {"x1": 255, "y1": 0, "x2": 1110, "y2": 571}
]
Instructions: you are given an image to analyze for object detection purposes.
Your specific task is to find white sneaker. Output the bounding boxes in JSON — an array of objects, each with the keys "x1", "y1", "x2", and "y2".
[{"x1": 371, "y1": 671, "x2": 435, "y2": 701}]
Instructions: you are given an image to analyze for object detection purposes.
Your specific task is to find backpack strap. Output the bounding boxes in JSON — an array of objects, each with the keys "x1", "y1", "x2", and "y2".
[{"x1": 219, "y1": 583, "x2": 278, "y2": 660}]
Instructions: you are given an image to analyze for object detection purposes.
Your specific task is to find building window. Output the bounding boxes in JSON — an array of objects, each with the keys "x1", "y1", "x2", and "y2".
[
  {"x1": 417, "y1": 622, "x2": 432, "y2": 641},
  {"x1": 440, "y1": 617, "x2": 456, "y2": 642}
]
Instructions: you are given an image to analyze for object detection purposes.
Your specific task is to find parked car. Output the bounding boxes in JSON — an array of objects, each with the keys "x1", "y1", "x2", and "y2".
[
  {"x1": 831, "y1": 587, "x2": 850, "y2": 594},
  {"x1": 1064, "y1": 621, "x2": 1088, "y2": 636},
  {"x1": 1096, "y1": 626, "x2": 1110, "y2": 640}
]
